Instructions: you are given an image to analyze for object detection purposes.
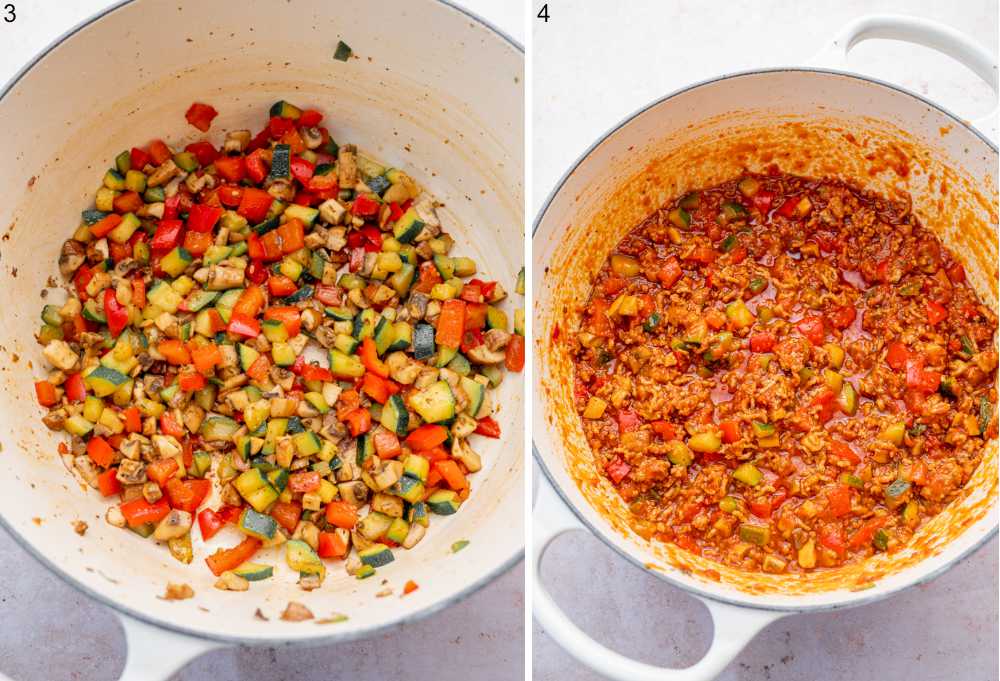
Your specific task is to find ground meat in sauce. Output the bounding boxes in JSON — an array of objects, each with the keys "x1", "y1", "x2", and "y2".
[{"x1": 572, "y1": 172, "x2": 998, "y2": 574}]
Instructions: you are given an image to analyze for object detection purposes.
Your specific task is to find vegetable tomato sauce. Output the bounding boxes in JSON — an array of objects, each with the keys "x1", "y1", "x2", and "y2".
[{"x1": 572, "y1": 172, "x2": 998, "y2": 573}]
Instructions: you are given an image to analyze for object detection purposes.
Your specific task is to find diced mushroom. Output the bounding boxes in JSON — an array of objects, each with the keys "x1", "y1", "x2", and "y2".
[
  {"x1": 483, "y1": 329, "x2": 511, "y2": 352},
  {"x1": 215, "y1": 571, "x2": 250, "y2": 592},
  {"x1": 466, "y1": 343, "x2": 506, "y2": 365},
  {"x1": 402, "y1": 522, "x2": 426, "y2": 549},
  {"x1": 223, "y1": 130, "x2": 252, "y2": 153},
  {"x1": 337, "y1": 145, "x2": 358, "y2": 188},
  {"x1": 205, "y1": 266, "x2": 245, "y2": 290},
  {"x1": 371, "y1": 492, "x2": 404, "y2": 517},
  {"x1": 337, "y1": 480, "x2": 370, "y2": 507},
  {"x1": 280, "y1": 601, "x2": 314, "y2": 621},
  {"x1": 147, "y1": 159, "x2": 180, "y2": 187},
  {"x1": 58, "y1": 239, "x2": 86, "y2": 279},
  {"x1": 43, "y1": 339, "x2": 79, "y2": 371},
  {"x1": 451, "y1": 438, "x2": 482, "y2": 473},
  {"x1": 116, "y1": 459, "x2": 147, "y2": 485}
]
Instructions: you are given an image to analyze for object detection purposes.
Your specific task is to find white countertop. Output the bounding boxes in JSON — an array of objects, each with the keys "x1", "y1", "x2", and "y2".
[
  {"x1": 0, "y1": 2, "x2": 524, "y2": 681},
  {"x1": 531, "y1": 1, "x2": 997, "y2": 679}
]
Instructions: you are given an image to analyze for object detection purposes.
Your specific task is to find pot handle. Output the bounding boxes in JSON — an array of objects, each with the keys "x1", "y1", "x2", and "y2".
[
  {"x1": 0, "y1": 611, "x2": 221, "y2": 681},
  {"x1": 115, "y1": 611, "x2": 223, "y2": 681},
  {"x1": 807, "y1": 14, "x2": 998, "y2": 141},
  {"x1": 532, "y1": 477, "x2": 783, "y2": 681}
]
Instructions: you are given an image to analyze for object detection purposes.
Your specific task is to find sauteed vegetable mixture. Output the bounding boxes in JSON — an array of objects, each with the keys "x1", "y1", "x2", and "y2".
[
  {"x1": 573, "y1": 172, "x2": 997, "y2": 574},
  {"x1": 33, "y1": 100, "x2": 524, "y2": 591}
]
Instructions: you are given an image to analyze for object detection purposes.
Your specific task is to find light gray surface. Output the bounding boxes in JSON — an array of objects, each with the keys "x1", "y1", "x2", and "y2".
[
  {"x1": 532, "y1": 0, "x2": 998, "y2": 679},
  {"x1": 0, "y1": 1, "x2": 524, "y2": 681}
]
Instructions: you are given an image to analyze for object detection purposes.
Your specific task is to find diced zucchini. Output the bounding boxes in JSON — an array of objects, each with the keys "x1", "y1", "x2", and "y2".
[
  {"x1": 426, "y1": 489, "x2": 461, "y2": 515},
  {"x1": 232, "y1": 562, "x2": 274, "y2": 581},
  {"x1": 293, "y1": 431, "x2": 321, "y2": 456},
  {"x1": 359, "y1": 543, "x2": 395, "y2": 568},
  {"x1": 85, "y1": 366, "x2": 129, "y2": 397},
  {"x1": 283, "y1": 203, "x2": 319, "y2": 226},
  {"x1": 410, "y1": 381, "x2": 456, "y2": 423},
  {"x1": 108, "y1": 212, "x2": 141, "y2": 244},
  {"x1": 285, "y1": 539, "x2": 325, "y2": 578},
  {"x1": 392, "y1": 475, "x2": 425, "y2": 503},
  {"x1": 239, "y1": 508, "x2": 278, "y2": 540},
  {"x1": 358, "y1": 512, "x2": 393, "y2": 540},
  {"x1": 460, "y1": 376, "x2": 485, "y2": 417},
  {"x1": 402, "y1": 454, "x2": 430, "y2": 482},
  {"x1": 160, "y1": 247, "x2": 193, "y2": 278},
  {"x1": 329, "y1": 349, "x2": 365, "y2": 378},
  {"x1": 386, "y1": 518, "x2": 409, "y2": 544},
  {"x1": 379, "y1": 394, "x2": 409, "y2": 436},
  {"x1": 413, "y1": 323, "x2": 435, "y2": 360},
  {"x1": 234, "y1": 468, "x2": 279, "y2": 512},
  {"x1": 269, "y1": 100, "x2": 302, "y2": 119},
  {"x1": 393, "y1": 207, "x2": 425, "y2": 243}
]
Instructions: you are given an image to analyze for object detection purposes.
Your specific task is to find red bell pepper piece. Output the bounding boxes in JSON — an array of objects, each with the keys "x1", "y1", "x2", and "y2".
[
  {"x1": 719, "y1": 420, "x2": 741, "y2": 444},
  {"x1": 263, "y1": 306, "x2": 301, "y2": 337},
  {"x1": 752, "y1": 190, "x2": 774, "y2": 213},
  {"x1": 268, "y1": 115, "x2": 294, "y2": 139},
  {"x1": 299, "y1": 109, "x2": 324, "y2": 127},
  {"x1": 925, "y1": 299, "x2": 948, "y2": 325},
  {"x1": 352, "y1": 194, "x2": 380, "y2": 217},
  {"x1": 945, "y1": 262, "x2": 965, "y2": 283},
  {"x1": 288, "y1": 471, "x2": 321, "y2": 494},
  {"x1": 245, "y1": 259, "x2": 269, "y2": 285},
  {"x1": 97, "y1": 468, "x2": 122, "y2": 497},
  {"x1": 324, "y1": 501, "x2": 358, "y2": 530},
  {"x1": 436, "y1": 299, "x2": 466, "y2": 349},
  {"x1": 157, "y1": 339, "x2": 191, "y2": 365},
  {"x1": 651, "y1": 421, "x2": 678, "y2": 440},
  {"x1": 269, "y1": 502, "x2": 302, "y2": 533},
  {"x1": 343, "y1": 407, "x2": 372, "y2": 437},
  {"x1": 90, "y1": 213, "x2": 123, "y2": 238},
  {"x1": 185, "y1": 101, "x2": 218, "y2": 132},
  {"x1": 605, "y1": 456, "x2": 631, "y2": 484},
  {"x1": 475, "y1": 416, "x2": 502, "y2": 439},
  {"x1": 228, "y1": 313, "x2": 261, "y2": 338},
  {"x1": 149, "y1": 140, "x2": 172, "y2": 165},
  {"x1": 113, "y1": 191, "x2": 143, "y2": 214},
  {"x1": 299, "y1": 363, "x2": 333, "y2": 383},
  {"x1": 362, "y1": 372, "x2": 394, "y2": 404},
  {"x1": 268, "y1": 274, "x2": 297, "y2": 297},
  {"x1": 181, "y1": 230, "x2": 212, "y2": 257},
  {"x1": 826, "y1": 483, "x2": 852, "y2": 518},
  {"x1": 373, "y1": 429, "x2": 402, "y2": 459},
  {"x1": 238, "y1": 187, "x2": 273, "y2": 224},
  {"x1": 184, "y1": 140, "x2": 219, "y2": 166},
  {"x1": 34, "y1": 380, "x2": 58, "y2": 407},
  {"x1": 103, "y1": 288, "x2": 128, "y2": 336},
  {"x1": 63, "y1": 373, "x2": 87, "y2": 403},
  {"x1": 464, "y1": 302, "x2": 488, "y2": 330},
  {"x1": 830, "y1": 440, "x2": 861, "y2": 465},
  {"x1": 151, "y1": 219, "x2": 184, "y2": 251},
  {"x1": 120, "y1": 497, "x2": 171, "y2": 527},
  {"x1": 146, "y1": 457, "x2": 179, "y2": 486},
  {"x1": 829, "y1": 305, "x2": 856, "y2": 330},
  {"x1": 159, "y1": 411, "x2": 186, "y2": 439},
  {"x1": 434, "y1": 460, "x2": 468, "y2": 491},
  {"x1": 314, "y1": 285, "x2": 342, "y2": 306},
  {"x1": 245, "y1": 148, "x2": 269, "y2": 184},
  {"x1": 848, "y1": 517, "x2": 887, "y2": 550},
  {"x1": 358, "y1": 337, "x2": 389, "y2": 378},
  {"x1": 178, "y1": 370, "x2": 206, "y2": 392},
  {"x1": 749, "y1": 332, "x2": 776, "y2": 353},
  {"x1": 276, "y1": 218, "x2": 306, "y2": 253},
  {"x1": 289, "y1": 156, "x2": 315, "y2": 185},
  {"x1": 796, "y1": 315, "x2": 825, "y2": 345},
  {"x1": 657, "y1": 256, "x2": 683, "y2": 288},
  {"x1": 505, "y1": 334, "x2": 525, "y2": 372},
  {"x1": 85, "y1": 436, "x2": 115, "y2": 468},
  {"x1": 122, "y1": 406, "x2": 142, "y2": 433},
  {"x1": 406, "y1": 424, "x2": 449, "y2": 451},
  {"x1": 186, "y1": 203, "x2": 222, "y2": 233},
  {"x1": 317, "y1": 531, "x2": 348, "y2": 559},
  {"x1": 130, "y1": 146, "x2": 151, "y2": 170},
  {"x1": 886, "y1": 341, "x2": 910, "y2": 371},
  {"x1": 616, "y1": 409, "x2": 642, "y2": 433},
  {"x1": 205, "y1": 537, "x2": 261, "y2": 576},
  {"x1": 165, "y1": 477, "x2": 211, "y2": 514},
  {"x1": 214, "y1": 155, "x2": 246, "y2": 184}
]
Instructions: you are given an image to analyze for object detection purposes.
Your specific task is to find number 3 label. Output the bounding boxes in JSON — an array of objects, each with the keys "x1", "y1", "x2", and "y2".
[{"x1": 3, "y1": 4, "x2": 14, "y2": 22}]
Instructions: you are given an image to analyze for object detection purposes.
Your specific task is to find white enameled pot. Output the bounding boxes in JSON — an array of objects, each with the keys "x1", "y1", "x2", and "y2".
[
  {"x1": 0, "y1": 1, "x2": 523, "y2": 679},
  {"x1": 532, "y1": 15, "x2": 997, "y2": 681}
]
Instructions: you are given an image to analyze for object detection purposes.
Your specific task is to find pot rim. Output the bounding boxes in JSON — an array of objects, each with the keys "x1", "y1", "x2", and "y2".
[
  {"x1": 532, "y1": 66, "x2": 998, "y2": 614},
  {"x1": 0, "y1": 0, "x2": 524, "y2": 646}
]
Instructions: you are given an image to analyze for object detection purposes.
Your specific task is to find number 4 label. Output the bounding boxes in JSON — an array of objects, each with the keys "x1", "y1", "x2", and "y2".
[{"x1": 537, "y1": 3, "x2": 549, "y2": 22}]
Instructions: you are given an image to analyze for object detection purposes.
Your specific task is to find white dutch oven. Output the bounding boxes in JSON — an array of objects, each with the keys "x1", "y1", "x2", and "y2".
[
  {"x1": 0, "y1": 1, "x2": 523, "y2": 679},
  {"x1": 533, "y1": 15, "x2": 997, "y2": 681}
]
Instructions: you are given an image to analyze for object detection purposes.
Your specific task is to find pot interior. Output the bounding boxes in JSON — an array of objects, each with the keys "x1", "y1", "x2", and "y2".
[
  {"x1": 0, "y1": 0, "x2": 523, "y2": 641},
  {"x1": 534, "y1": 70, "x2": 997, "y2": 609}
]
